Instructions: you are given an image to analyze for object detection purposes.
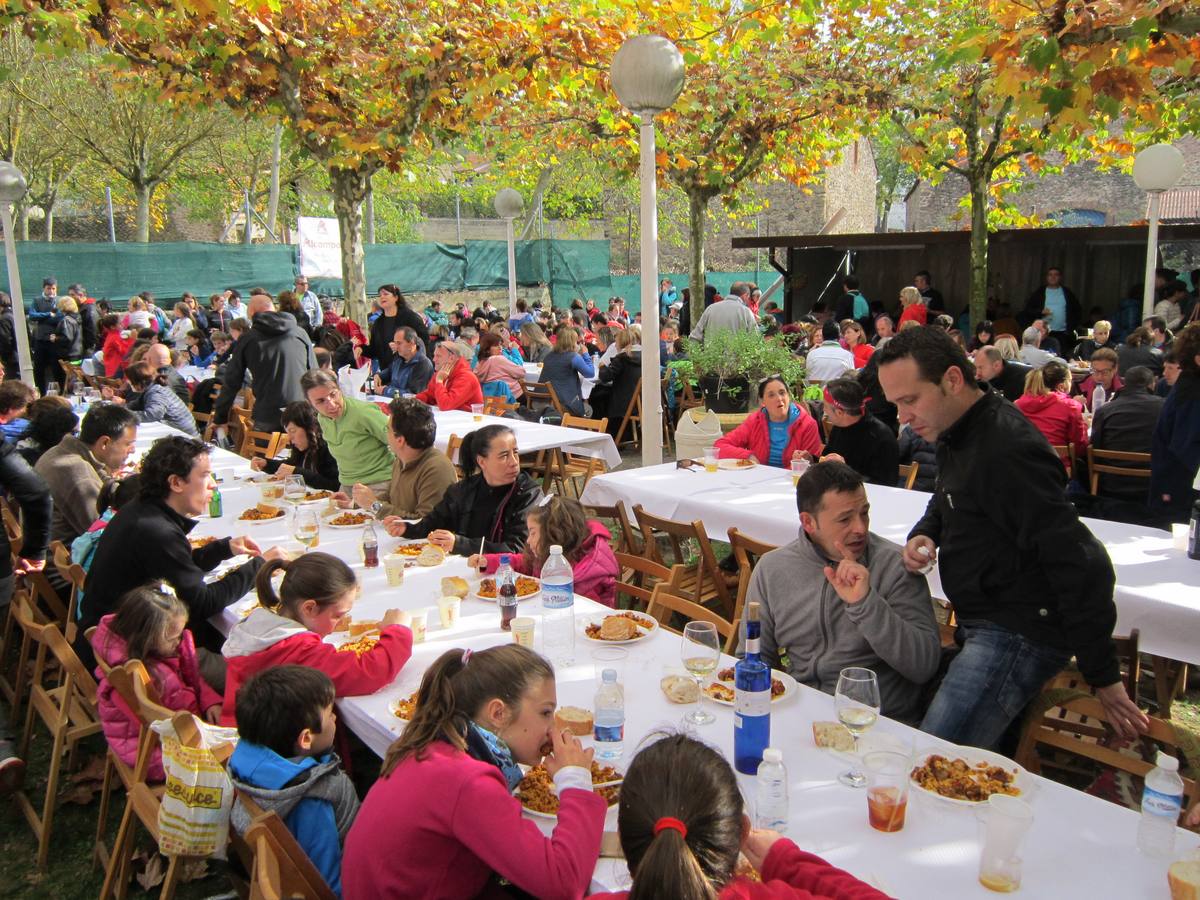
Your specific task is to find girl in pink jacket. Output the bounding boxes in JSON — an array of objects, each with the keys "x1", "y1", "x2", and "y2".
[
  {"x1": 469, "y1": 496, "x2": 620, "y2": 607},
  {"x1": 587, "y1": 734, "x2": 888, "y2": 900},
  {"x1": 92, "y1": 583, "x2": 223, "y2": 781},
  {"x1": 715, "y1": 377, "x2": 823, "y2": 467},
  {"x1": 342, "y1": 644, "x2": 607, "y2": 899}
]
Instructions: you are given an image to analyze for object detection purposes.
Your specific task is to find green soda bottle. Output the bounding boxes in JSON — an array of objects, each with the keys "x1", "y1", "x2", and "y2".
[{"x1": 208, "y1": 485, "x2": 223, "y2": 518}]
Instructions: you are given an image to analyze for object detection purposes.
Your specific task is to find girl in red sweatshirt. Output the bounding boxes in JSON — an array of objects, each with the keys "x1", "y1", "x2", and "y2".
[
  {"x1": 468, "y1": 495, "x2": 620, "y2": 607},
  {"x1": 587, "y1": 734, "x2": 889, "y2": 900},
  {"x1": 342, "y1": 644, "x2": 607, "y2": 900},
  {"x1": 220, "y1": 552, "x2": 412, "y2": 727}
]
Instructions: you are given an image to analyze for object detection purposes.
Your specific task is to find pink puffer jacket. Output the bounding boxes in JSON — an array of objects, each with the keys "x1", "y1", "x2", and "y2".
[
  {"x1": 92, "y1": 614, "x2": 222, "y2": 781},
  {"x1": 481, "y1": 520, "x2": 620, "y2": 608}
]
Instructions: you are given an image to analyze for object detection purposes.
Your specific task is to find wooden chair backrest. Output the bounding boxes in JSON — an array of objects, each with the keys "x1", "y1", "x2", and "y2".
[
  {"x1": 897, "y1": 462, "x2": 919, "y2": 491},
  {"x1": 613, "y1": 551, "x2": 678, "y2": 610},
  {"x1": 645, "y1": 582, "x2": 737, "y2": 645},
  {"x1": 445, "y1": 434, "x2": 463, "y2": 478},
  {"x1": 726, "y1": 528, "x2": 777, "y2": 653},
  {"x1": 41, "y1": 622, "x2": 99, "y2": 709},
  {"x1": 582, "y1": 503, "x2": 640, "y2": 555},
  {"x1": 1050, "y1": 442, "x2": 1076, "y2": 477},
  {"x1": 522, "y1": 380, "x2": 563, "y2": 414},
  {"x1": 1, "y1": 499, "x2": 22, "y2": 557},
  {"x1": 1087, "y1": 447, "x2": 1152, "y2": 496},
  {"x1": 240, "y1": 795, "x2": 338, "y2": 900},
  {"x1": 241, "y1": 429, "x2": 287, "y2": 462},
  {"x1": 482, "y1": 396, "x2": 518, "y2": 416},
  {"x1": 615, "y1": 377, "x2": 644, "y2": 447},
  {"x1": 107, "y1": 659, "x2": 169, "y2": 720},
  {"x1": 560, "y1": 413, "x2": 606, "y2": 434},
  {"x1": 632, "y1": 504, "x2": 732, "y2": 613},
  {"x1": 50, "y1": 541, "x2": 85, "y2": 635},
  {"x1": 25, "y1": 568, "x2": 71, "y2": 638}
]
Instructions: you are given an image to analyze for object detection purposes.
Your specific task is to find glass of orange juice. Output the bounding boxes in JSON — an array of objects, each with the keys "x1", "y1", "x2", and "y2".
[{"x1": 864, "y1": 751, "x2": 909, "y2": 833}]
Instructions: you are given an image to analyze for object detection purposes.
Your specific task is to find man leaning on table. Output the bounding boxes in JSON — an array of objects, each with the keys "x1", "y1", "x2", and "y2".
[
  {"x1": 876, "y1": 327, "x2": 1149, "y2": 750},
  {"x1": 742, "y1": 460, "x2": 941, "y2": 724}
]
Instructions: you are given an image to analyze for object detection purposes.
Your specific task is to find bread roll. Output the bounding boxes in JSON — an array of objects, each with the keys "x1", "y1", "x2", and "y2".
[
  {"x1": 417, "y1": 545, "x2": 447, "y2": 567},
  {"x1": 600, "y1": 616, "x2": 638, "y2": 641},
  {"x1": 660, "y1": 675, "x2": 699, "y2": 704},
  {"x1": 441, "y1": 576, "x2": 470, "y2": 599},
  {"x1": 1170, "y1": 860, "x2": 1200, "y2": 900},
  {"x1": 554, "y1": 706, "x2": 594, "y2": 736},
  {"x1": 812, "y1": 721, "x2": 855, "y2": 753}
]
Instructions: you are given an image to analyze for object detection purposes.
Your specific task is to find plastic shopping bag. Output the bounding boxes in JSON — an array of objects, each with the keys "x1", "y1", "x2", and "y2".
[{"x1": 152, "y1": 714, "x2": 239, "y2": 859}]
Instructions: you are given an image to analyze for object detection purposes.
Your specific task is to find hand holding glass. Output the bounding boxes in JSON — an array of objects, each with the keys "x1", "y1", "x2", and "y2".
[
  {"x1": 834, "y1": 667, "x2": 880, "y2": 788},
  {"x1": 681, "y1": 621, "x2": 720, "y2": 726}
]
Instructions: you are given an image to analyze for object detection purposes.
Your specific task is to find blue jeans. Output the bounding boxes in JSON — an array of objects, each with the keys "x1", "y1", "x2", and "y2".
[{"x1": 920, "y1": 621, "x2": 1070, "y2": 750}]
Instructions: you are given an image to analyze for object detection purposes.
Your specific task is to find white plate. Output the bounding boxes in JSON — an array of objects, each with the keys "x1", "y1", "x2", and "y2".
[
  {"x1": 322, "y1": 512, "x2": 376, "y2": 530},
  {"x1": 718, "y1": 458, "x2": 757, "y2": 471},
  {"x1": 702, "y1": 668, "x2": 798, "y2": 706},
  {"x1": 515, "y1": 765, "x2": 622, "y2": 820},
  {"x1": 471, "y1": 575, "x2": 541, "y2": 604},
  {"x1": 579, "y1": 612, "x2": 659, "y2": 644},
  {"x1": 909, "y1": 746, "x2": 1034, "y2": 808},
  {"x1": 234, "y1": 509, "x2": 288, "y2": 526},
  {"x1": 296, "y1": 492, "x2": 335, "y2": 506}
]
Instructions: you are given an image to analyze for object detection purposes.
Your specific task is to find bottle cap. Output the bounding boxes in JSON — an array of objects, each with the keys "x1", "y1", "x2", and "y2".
[
  {"x1": 1156, "y1": 752, "x2": 1179, "y2": 771},
  {"x1": 762, "y1": 748, "x2": 782, "y2": 764},
  {"x1": 602, "y1": 668, "x2": 617, "y2": 683},
  {"x1": 549, "y1": 544, "x2": 563, "y2": 554},
  {"x1": 500, "y1": 554, "x2": 510, "y2": 564}
]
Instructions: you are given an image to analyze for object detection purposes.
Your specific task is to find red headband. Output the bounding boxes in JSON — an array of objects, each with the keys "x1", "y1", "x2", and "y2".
[
  {"x1": 822, "y1": 386, "x2": 866, "y2": 416},
  {"x1": 654, "y1": 817, "x2": 687, "y2": 838}
]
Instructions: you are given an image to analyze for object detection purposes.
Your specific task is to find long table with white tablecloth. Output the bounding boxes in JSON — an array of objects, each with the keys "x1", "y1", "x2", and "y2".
[
  {"x1": 430, "y1": 408, "x2": 620, "y2": 468},
  {"x1": 126, "y1": 423, "x2": 1198, "y2": 898},
  {"x1": 580, "y1": 461, "x2": 1200, "y2": 668}
]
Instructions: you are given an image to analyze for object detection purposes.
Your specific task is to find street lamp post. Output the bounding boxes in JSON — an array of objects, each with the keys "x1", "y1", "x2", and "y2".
[
  {"x1": 1133, "y1": 143, "x2": 1185, "y2": 321},
  {"x1": 611, "y1": 35, "x2": 685, "y2": 467},
  {"x1": 0, "y1": 161, "x2": 35, "y2": 386},
  {"x1": 495, "y1": 188, "x2": 524, "y2": 315}
]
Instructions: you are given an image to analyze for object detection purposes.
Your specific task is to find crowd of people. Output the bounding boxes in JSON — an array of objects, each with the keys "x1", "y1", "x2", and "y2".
[{"x1": 0, "y1": 263, "x2": 1196, "y2": 899}]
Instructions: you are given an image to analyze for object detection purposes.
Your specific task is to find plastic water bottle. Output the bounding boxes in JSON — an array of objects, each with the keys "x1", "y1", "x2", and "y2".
[
  {"x1": 594, "y1": 669, "x2": 624, "y2": 760},
  {"x1": 1137, "y1": 751, "x2": 1184, "y2": 858},
  {"x1": 755, "y1": 748, "x2": 789, "y2": 833},
  {"x1": 541, "y1": 544, "x2": 575, "y2": 665},
  {"x1": 734, "y1": 602, "x2": 771, "y2": 774},
  {"x1": 1092, "y1": 383, "x2": 1107, "y2": 414}
]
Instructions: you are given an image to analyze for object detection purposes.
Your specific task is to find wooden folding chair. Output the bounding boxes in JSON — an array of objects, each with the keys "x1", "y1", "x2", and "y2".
[
  {"x1": 238, "y1": 795, "x2": 338, "y2": 900},
  {"x1": 59, "y1": 360, "x2": 86, "y2": 394},
  {"x1": 522, "y1": 380, "x2": 563, "y2": 416},
  {"x1": 13, "y1": 620, "x2": 103, "y2": 870},
  {"x1": 50, "y1": 540, "x2": 85, "y2": 643},
  {"x1": 1, "y1": 590, "x2": 42, "y2": 723},
  {"x1": 1087, "y1": 447, "x2": 1152, "y2": 497},
  {"x1": 582, "y1": 503, "x2": 641, "y2": 555},
  {"x1": 614, "y1": 378, "x2": 643, "y2": 449},
  {"x1": 612, "y1": 551, "x2": 681, "y2": 612},
  {"x1": 482, "y1": 396, "x2": 518, "y2": 416},
  {"x1": 240, "y1": 427, "x2": 288, "y2": 462},
  {"x1": 541, "y1": 414, "x2": 610, "y2": 498},
  {"x1": 0, "y1": 501, "x2": 27, "y2": 705},
  {"x1": 726, "y1": 529, "x2": 778, "y2": 654},
  {"x1": 633, "y1": 505, "x2": 735, "y2": 618},
  {"x1": 897, "y1": 462, "x2": 919, "y2": 491},
  {"x1": 645, "y1": 582, "x2": 737, "y2": 647},
  {"x1": 445, "y1": 434, "x2": 463, "y2": 479},
  {"x1": 1050, "y1": 442, "x2": 1076, "y2": 478}
]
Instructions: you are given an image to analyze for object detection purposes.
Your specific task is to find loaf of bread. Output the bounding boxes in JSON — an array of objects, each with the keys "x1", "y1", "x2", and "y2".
[
  {"x1": 441, "y1": 576, "x2": 470, "y2": 599},
  {"x1": 554, "y1": 706, "x2": 594, "y2": 736},
  {"x1": 417, "y1": 545, "x2": 447, "y2": 567},
  {"x1": 660, "y1": 675, "x2": 700, "y2": 704},
  {"x1": 1170, "y1": 860, "x2": 1200, "y2": 900},
  {"x1": 600, "y1": 616, "x2": 638, "y2": 641},
  {"x1": 812, "y1": 721, "x2": 855, "y2": 753}
]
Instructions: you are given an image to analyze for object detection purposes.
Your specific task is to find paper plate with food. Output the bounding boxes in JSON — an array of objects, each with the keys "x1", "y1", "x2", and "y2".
[
  {"x1": 473, "y1": 574, "x2": 541, "y2": 603},
  {"x1": 580, "y1": 611, "x2": 658, "y2": 644},
  {"x1": 516, "y1": 761, "x2": 622, "y2": 820},
  {"x1": 386, "y1": 542, "x2": 449, "y2": 567},
  {"x1": 323, "y1": 510, "x2": 375, "y2": 529},
  {"x1": 389, "y1": 691, "x2": 419, "y2": 723},
  {"x1": 238, "y1": 504, "x2": 288, "y2": 524},
  {"x1": 335, "y1": 626, "x2": 382, "y2": 658},
  {"x1": 702, "y1": 666, "x2": 798, "y2": 706},
  {"x1": 718, "y1": 457, "x2": 757, "y2": 470},
  {"x1": 908, "y1": 746, "x2": 1032, "y2": 808}
]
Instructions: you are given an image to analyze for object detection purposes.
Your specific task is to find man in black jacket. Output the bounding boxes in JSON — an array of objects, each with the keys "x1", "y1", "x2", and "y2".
[
  {"x1": 79, "y1": 436, "x2": 288, "y2": 669},
  {"x1": 973, "y1": 346, "x2": 1032, "y2": 402},
  {"x1": 821, "y1": 377, "x2": 899, "y2": 487},
  {"x1": 213, "y1": 294, "x2": 317, "y2": 434},
  {"x1": 1091, "y1": 367, "x2": 1165, "y2": 502},
  {"x1": 877, "y1": 327, "x2": 1148, "y2": 749}
]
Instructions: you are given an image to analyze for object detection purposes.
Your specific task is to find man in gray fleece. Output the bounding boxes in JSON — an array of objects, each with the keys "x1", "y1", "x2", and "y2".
[{"x1": 744, "y1": 461, "x2": 940, "y2": 723}]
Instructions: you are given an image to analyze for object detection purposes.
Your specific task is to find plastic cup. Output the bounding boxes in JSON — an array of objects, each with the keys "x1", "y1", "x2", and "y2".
[
  {"x1": 703, "y1": 446, "x2": 718, "y2": 472},
  {"x1": 437, "y1": 596, "x2": 461, "y2": 629},
  {"x1": 384, "y1": 555, "x2": 406, "y2": 587},
  {"x1": 592, "y1": 647, "x2": 628, "y2": 687},
  {"x1": 409, "y1": 608, "x2": 429, "y2": 643},
  {"x1": 791, "y1": 457, "x2": 810, "y2": 486},
  {"x1": 977, "y1": 794, "x2": 1034, "y2": 892},
  {"x1": 511, "y1": 616, "x2": 535, "y2": 647},
  {"x1": 259, "y1": 482, "x2": 285, "y2": 504},
  {"x1": 471, "y1": 403, "x2": 484, "y2": 421},
  {"x1": 1172, "y1": 523, "x2": 1189, "y2": 551},
  {"x1": 863, "y1": 751, "x2": 909, "y2": 833}
]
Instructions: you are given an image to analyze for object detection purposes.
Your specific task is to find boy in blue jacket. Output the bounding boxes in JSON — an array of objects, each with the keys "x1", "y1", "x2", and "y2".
[{"x1": 229, "y1": 666, "x2": 359, "y2": 898}]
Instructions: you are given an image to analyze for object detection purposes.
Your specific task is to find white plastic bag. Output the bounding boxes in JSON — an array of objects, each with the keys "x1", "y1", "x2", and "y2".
[{"x1": 152, "y1": 715, "x2": 239, "y2": 859}]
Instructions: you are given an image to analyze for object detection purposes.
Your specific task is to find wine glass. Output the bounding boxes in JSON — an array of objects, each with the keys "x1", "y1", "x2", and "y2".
[
  {"x1": 681, "y1": 621, "x2": 720, "y2": 726},
  {"x1": 292, "y1": 507, "x2": 320, "y2": 552},
  {"x1": 834, "y1": 666, "x2": 880, "y2": 788},
  {"x1": 283, "y1": 474, "x2": 306, "y2": 505},
  {"x1": 45, "y1": 381, "x2": 60, "y2": 398}
]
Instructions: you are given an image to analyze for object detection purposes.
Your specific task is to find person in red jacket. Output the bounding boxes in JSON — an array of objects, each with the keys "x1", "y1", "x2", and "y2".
[
  {"x1": 841, "y1": 322, "x2": 875, "y2": 369},
  {"x1": 415, "y1": 340, "x2": 483, "y2": 412},
  {"x1": 342, "y1": 644, "x2": 606, "y2": 900},
  {"x1": 469, "y1": 495, "x2": 620, "y2": 607},
  {"x1": 715, "y1": 376, "x2": 823, "y2": 467},
  {"x1": 587, "y1": 733, "x2": 887, "y2": 900},
  {"x1": 220, "y1": 552, "x2": 412, "y2": 726},
  {"x1": 896, "y1": 286, "x2": 927, "y2": 329},
  {"x1": 1013, "y1": 360, "x2": 1089, "y2": 470}
]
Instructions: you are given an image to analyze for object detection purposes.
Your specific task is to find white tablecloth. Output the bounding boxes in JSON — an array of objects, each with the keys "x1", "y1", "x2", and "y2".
[
  {"x1": 432, "y1": 409, "x2": 621, "y2": 468},
  {"x1": 126, "y1": 424, "x2": 1199, "y2": 897},
  {"x1": 580, "y1": 462, "x2": 1200, "y2": 666},
  {"x1": 523, "y1": 360, "x2": 598, "y2": 400},
  {"x1": 179, "y1": 365, "x2": 216, "y2": 384}
]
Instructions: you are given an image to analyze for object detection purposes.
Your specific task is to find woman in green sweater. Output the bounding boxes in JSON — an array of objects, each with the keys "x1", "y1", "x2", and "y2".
[{"x1": 300, "y1": 369, "x2": 393, "y2": 496}]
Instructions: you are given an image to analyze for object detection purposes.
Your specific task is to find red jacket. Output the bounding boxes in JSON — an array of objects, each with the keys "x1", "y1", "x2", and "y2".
[
  {"x1": 587, "y1": 838, "x2": 889, "y2": 900},
  {"x1": 416, "y1": 356, "x2": 484, "y2": 412},
  {"x1": 343, "y1": 740, "x2": 607, "y2": 900},
  {"x1": 1014, "y1": 391, "x2": 1089, "y2": 464},
  {"x1": 219, "y1": 608, "x2": 412, "y2": 727},
  {"x1": 851, "y1": 343, "x2": 875, "y2": 369},
  {"x1": 897, "y1": 304, "x2": 927, "y2": 328},
  {"x1": 715, "y1": 405, "x2": 823, "y2": 465},
  {"x1": 481, "y1": 520, "x2": 619, "y2": 608},
  {"x1": 102, "y1": 329, "x2": 138, "y2": 378},
  {"x1": 92, "y1": 614, "x2": 222, "y2": 781}
]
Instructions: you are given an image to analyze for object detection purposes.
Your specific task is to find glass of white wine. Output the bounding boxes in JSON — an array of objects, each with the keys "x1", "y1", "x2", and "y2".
[
  {"x1": 834, "y1": 666, "x2": 880, "y2": 788},
  {"x1": 292, "y1": 507, "x2": 320, "y2": 552},
  {"x1": 681, "y1": 621, "x2": 720, "y2": 726},
  {"x1": 284, "y1": 474, "x2": 306, "y2": 505}
]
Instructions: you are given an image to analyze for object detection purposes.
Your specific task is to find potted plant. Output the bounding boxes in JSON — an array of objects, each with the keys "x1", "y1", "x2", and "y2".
[{"x1": 668, "y1": 330, "x2": 806, "y2": 413}]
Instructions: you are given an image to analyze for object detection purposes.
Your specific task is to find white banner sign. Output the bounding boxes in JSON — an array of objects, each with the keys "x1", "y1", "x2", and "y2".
[{"x1": 297, "y1": 216, "x2": 342, "y2": 279}]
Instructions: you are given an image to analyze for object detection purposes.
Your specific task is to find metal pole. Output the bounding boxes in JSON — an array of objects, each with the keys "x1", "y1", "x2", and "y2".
[
  {"x1": 243, "y1": 189, "x2": 253, "y2": 245},
  {"x1": 1141, "y1": 192, "x2": 1162, "y2": 321},
  {"x1": 105, "y1": 186, "x2": 116, "y2": 243},
  {"x1": 0, "y1": 204, "x2": 35, "y2": 386},
  {"x1": 638, "y1": 116, "x2": 662, "y2": 466},
  {"x1": 505, "y1": 216, "x2": 517, "y2": 311}
]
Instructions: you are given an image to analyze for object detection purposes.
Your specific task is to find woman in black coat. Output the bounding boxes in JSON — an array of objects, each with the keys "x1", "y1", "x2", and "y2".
[
  {"x1": 365, "y1": 285, "x2": 431, "y2": 378},
  {"x1": 598, "y1": 325, "x2": 643, "y2": 437},
  {"x1": 389, "y1": 423, "x2": 542, "y2": 555},
  {"x1": 249, "y1": 401, "x2": 340, "y2": 491}
]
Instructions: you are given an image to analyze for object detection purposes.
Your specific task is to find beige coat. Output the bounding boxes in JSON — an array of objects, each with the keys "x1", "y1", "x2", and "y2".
[{"x1": 380, "y1": 446, "x2": 458, "y2": 519}]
